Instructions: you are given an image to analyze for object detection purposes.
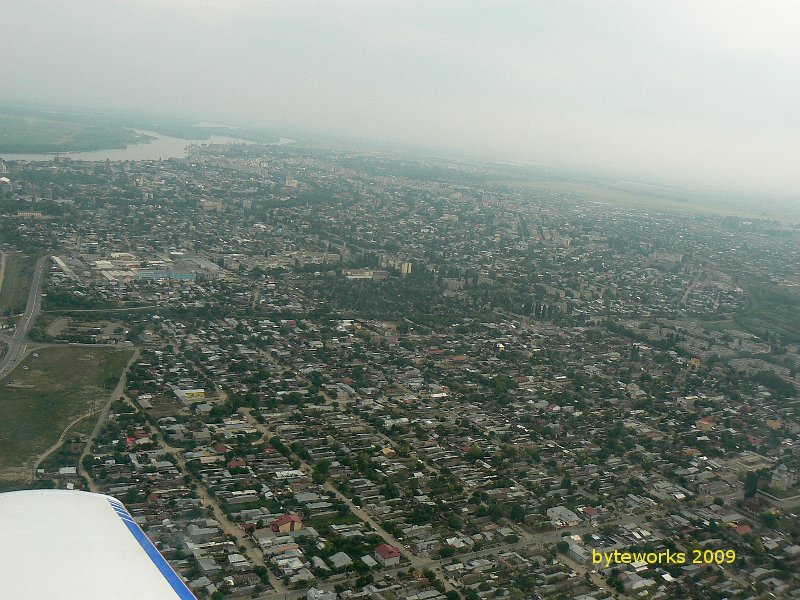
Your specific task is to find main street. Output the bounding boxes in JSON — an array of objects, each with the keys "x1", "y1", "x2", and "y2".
[
  {"x1": 0, "y1": 256, "x2": 47, "y2": 380},
  {"x1": 0, "y1": 252, "x2": 6, "y2": 298},
  {"x1": 253, "y1": 513, "x2": 653, "y2": 600},
  {"x1": 0, "y1": 255, "x2": 145, "y2": 485},
  {"x1": 236, "y1": 408, "x2": 654, "y2": 599}
]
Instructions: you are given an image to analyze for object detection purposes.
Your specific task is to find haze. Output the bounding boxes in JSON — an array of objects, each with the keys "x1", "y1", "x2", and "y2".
[{"x1": 2, "y1": 0, "x2": 799, "y2": 197}]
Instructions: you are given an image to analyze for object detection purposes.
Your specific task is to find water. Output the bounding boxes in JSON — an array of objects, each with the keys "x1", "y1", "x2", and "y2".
[{"x1": 0, "y1": 130, "x2": 294, "y2": 162}]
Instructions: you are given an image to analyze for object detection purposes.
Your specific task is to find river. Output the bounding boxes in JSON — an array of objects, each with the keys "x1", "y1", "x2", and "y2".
[{"x1": 0, "y1": 130, "x2": 294, "y2": 162}]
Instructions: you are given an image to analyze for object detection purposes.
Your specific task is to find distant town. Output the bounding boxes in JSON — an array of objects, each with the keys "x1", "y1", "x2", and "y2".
[{"x1": 1, "y1": 138, "x2": 799, "y2": 600}]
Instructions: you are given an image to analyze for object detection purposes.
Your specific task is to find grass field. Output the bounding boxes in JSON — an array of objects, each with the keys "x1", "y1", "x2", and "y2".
[
  {"x1": 32, "y1": 312, "x2": 61, "y2": 332},
  {"x1": 503, "y1": 179, "x2": 800, "y2": 224},
  {"x1": 0, "y1": 346, "x2": 133, "y2": 485},
  {"x1": 0, "y1": 113, "x2": 148, "y2": 153},
  {"x1": 38, "y1": 412, "x2": 98, "y2": 473},
  {"x1": 735, "y1": 281, "x2": 800, "y2": 344},
  {"x1": 0, "y1": 252, "x2": 37, "y2": 315}
]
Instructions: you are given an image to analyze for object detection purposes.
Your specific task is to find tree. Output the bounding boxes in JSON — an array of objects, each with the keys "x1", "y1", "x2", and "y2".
[
  {"x1": 760, "y1": 512, "x2": 778, "y2": 528},
  {"x1": 510, "y1": 503, "x2": 526, "y2": 522},
  {"x1": 465, "y1": 446, "x2": 484, "y2": 461},
  {"x1": 744, "y1": 471, "x2": 759, "y2": 498}
]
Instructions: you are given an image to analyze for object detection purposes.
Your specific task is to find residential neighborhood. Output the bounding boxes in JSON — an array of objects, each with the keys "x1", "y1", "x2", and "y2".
[{"x1": 1, "y1": 140, "x2": 799, "y2": 599}]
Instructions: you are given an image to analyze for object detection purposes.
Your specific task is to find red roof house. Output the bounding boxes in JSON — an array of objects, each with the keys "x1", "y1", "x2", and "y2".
[
  {"x1": 375, "y1": 543, "x2": 402, "y2": 566},
  {"x1": 271, "y1": 514, "x2": 303, "y2": 533}
]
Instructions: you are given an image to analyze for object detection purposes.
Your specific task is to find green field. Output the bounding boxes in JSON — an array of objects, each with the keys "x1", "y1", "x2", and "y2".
[
  {"x1": 37, "y1": 412, "x2": 98, "y2": 473},
  {"x1": 0, "y1": 113, "x2": 149, "y2": 153},
  {"x1": 32, "y1": 312, "x2": 60, "y2": 332},
  {"x1": 0, "y1": 252, "x2": 37, "y2": 315},
  {"x1": 0, "y1": 346, "x2": 133, "y2": 486},
  {"x1": 503, "y1": 179, "x2": 800, "y2": 224},
  {"x1": 735, "y1": 282, "x2": 800, "y2": 344}
]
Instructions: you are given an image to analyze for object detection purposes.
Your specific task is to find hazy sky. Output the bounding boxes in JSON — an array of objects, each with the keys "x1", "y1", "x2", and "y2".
[{"x1": 3, "y1": 1, "x2": 799, "y2": 196}]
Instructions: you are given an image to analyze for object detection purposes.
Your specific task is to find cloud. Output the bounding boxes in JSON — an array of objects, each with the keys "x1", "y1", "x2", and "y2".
[{"x1": 2, "y1": 0, "x2": 799, "y2": 196}]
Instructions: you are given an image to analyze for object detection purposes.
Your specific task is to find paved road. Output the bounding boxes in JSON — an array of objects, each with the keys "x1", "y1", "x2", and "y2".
[
  {"x1": 37, "y1": 304, "x2": 156, "y2": 314},
  {"x1": 0, "y1": 252, "x2": 5, "y2": 362},
  {"x1": 0, "y1": 252, "x2": 6, "y2": 297},
  {"x1": 252, "y1": 518, "x2": 638, "y2": 600},
  {"x1": 0, "y1": 256, "x2": 47, "y2": 380}
]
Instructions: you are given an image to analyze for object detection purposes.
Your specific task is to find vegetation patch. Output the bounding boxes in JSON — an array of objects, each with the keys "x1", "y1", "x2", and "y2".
[
  {"x1": 0, "y1": 346, "x2": 132, "y2": 480},
  {"x1": 735, "y1": 281, "x2": 800, "y2": 344},
  {"x1": 0, "y1": 252, "x2": 37, "y2": 315},
  {"x1": 37, "y1": 412, "x2": 97, "y2": 472},
  {"x1": 0, "y1": 113, "x2": 150, "y2": 153}
]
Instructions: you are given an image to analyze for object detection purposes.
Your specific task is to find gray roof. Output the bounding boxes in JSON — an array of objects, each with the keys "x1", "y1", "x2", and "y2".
[{"x1": 328, "y1": 551, "x2": 353, "y2": 568}]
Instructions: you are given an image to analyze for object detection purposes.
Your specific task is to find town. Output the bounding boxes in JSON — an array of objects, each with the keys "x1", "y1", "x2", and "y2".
[{"x1": 1, "y1": 140, "x2": 799, "y2": 600}]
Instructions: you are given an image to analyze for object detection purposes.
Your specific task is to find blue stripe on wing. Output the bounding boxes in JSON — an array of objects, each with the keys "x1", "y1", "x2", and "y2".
[{"x1": 109, "y1": 499, "x2": 196, "y2": 599}]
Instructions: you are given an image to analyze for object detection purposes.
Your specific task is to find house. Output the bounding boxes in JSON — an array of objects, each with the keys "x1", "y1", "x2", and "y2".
[
  {"x1": 361, "y1": 554, "x2": 378, "y2": 568},
  {"x1": 227, "y1": 553, "x2": 249, "y2": 569},
  {"x1": 271, "y1": 514, "x2": 303, "y2": 533},
  {"x1": 562, "y1": 537, "x2": 589, "y2": 564},
  {"x1": 547, "y1": 506, "x2": 581, "y2": 528},
  {"x1": 374, "y1": 543, "x2": 402, "y2": 567},
  {"x1": 228, "y1": 457, "x2": 246, "y2": 469},
  {"x1": 328, "y1": 552, "x2": 352, "y2": 570},
  {"x1": 308, "y1": 588, "x2": 336, "y2": 600},
  {"x1": 696, "y1": 417, "x2": 714, "y2": 432},
  {"x1": 582, "y1": 506, "x2": 600, "y2": 520}
]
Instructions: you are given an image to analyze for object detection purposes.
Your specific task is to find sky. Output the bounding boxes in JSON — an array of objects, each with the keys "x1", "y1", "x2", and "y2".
[{"x1": 2, "y1": 0, "x2": 799, "y2": 196}]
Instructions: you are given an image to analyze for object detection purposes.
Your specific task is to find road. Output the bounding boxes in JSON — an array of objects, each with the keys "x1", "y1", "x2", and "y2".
[
  {"x1": 158, "y1": 434, "x2": 288, "y2": 595},
  {"x1": 238, "y1": 408, "x2": 457, "y2": 594},
  {"x1": 0, "y1": 256, "x2": 47, "y2": 380},
  {"x1": 30, "y1": 410, "x2": 97, "y2": 479},
  {"x1": 252, "y1": 514, "x2": 651, "y2": 600},
  {"x1": 0, "y1": 252, "x2": 6, "y2": 297},
  {"x1": 26, "y1": 348, "x2": 141, "y2": 486},
  {"x1": 80, "y1": 348, "x2": 141, "y2": 490},
  {"x1": 0, "y1": 252, "x2": 5, "y2": 361}
]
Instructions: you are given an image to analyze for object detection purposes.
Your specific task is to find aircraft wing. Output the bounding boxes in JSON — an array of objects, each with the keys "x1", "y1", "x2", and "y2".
[{"x1": 0, "y1": 489, "x2": 196, "y2": 599}]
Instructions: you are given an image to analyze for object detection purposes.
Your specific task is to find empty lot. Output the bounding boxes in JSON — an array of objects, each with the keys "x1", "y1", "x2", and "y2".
[{"x1": 0, "y1": 346, "x2": 133, "y2": 488}]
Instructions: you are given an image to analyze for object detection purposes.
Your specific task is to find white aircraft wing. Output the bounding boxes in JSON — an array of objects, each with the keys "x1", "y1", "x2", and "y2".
[{"x1": 0, "y1": 489, "x2": 196, "y2": 599}]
